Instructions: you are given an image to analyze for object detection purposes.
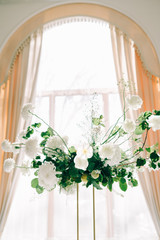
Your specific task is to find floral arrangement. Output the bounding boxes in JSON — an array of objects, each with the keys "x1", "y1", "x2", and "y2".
[{"x1": 2, "y1": 94, "x2": 160, "y2": 194}]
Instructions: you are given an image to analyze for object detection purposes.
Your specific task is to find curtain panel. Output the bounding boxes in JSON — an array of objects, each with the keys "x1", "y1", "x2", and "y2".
[
  {"x1": 0, "y1": 29, "x2": 43, "y2": 237},
  {"x1": 135, "y1": 49, "x2": 160, "y2": 237}
]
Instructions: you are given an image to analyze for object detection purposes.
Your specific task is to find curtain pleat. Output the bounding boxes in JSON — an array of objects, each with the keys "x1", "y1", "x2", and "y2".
[
  {"x1": 135, "y1": 49, "x2": 160, "y2": 237},
  {"x1": 0, "y1": 29, "x2": 43, "y2": 237}
]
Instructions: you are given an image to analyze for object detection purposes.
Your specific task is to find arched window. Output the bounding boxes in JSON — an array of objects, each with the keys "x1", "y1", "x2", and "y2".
[{"x1": 1, "y1": 17, "x2": 158, "y2": 240}]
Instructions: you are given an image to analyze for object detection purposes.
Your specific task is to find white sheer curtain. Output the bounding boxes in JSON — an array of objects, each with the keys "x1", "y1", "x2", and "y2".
[{"x1": 0, "y1": 28, "x2": 43, "y2": 237}]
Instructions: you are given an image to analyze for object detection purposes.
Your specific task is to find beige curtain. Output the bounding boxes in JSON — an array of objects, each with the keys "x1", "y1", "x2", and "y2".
[
  {"x1": 110, "y1": 24, "x2": 160, "y2": 237},
  {"x1": 135, "y1": 49, "x2": 160, "y2": 237},
  {"x1": 0, "y1": 29, "x2": 43, "y2": 237},
  {"x1": 110, "y1": 25, "x2": 137, "y2": 119}
]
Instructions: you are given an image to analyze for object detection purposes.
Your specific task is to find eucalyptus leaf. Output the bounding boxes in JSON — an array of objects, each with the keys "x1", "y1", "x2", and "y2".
[{"x1": 31, "y1": 178, "x2": 38, "y2": 188}]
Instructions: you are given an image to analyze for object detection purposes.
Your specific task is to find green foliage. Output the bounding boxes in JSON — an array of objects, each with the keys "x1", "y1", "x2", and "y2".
[
  {"x1": 131, "y1": 178, "x2": 138, "y2": 187},
  {"x1": 150, "y1": 151, "x2": 159, "y2": 162},
  {"x1": 134, "y1": 125, "x2": 145, "y2": 135},
  {"x1": 36, "y1": 185, "x2": 44, "y2": 194},
  {"x1": 32, "y1": 160, "x2": 42, "y2": 168},
  {"x1": 153, "y1": 110, "x2": 160, "y2": 115},
  {"x1": 31, "y1": 178, "x2": 38, "y2": 188},
  {"x1": 92, "y1": 115, "x2": 104, "y2": 127},
  {"x1": 136, "y1": 157, "x2": 146, "y2": 167},
  {"x1": 119, "y1": 178, "x2": 127, "y2": 192},
  {"x1": 31, "y1": 122, "x2": 41, "y2": 128}
]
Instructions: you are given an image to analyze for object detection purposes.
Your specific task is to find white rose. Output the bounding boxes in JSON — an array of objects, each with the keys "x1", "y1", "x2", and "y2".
[
  {"x1": 147, "y1": 115, "x2": 160, "y2": 131},
  {"x1": 126, "y1": 95, "x2": 143, "y2": 110},
  {"x1": 25, "y1": 137, "x2": 39, "y2": 158},
  {"x1": 74, "y1": 156, "x2": 88, "y2": 171},
  {"x1": 3, "y1": 158, "x2": 15, "y2": 173},
  {"x1": 21, "y1": 103, "x2": 34, "y2": 120},
  {"x1": 38, "y1": 162, "x2": 58, "y2": 191},
  {"x1": 1, "y1": 140, "x2": 13, "y2": 152},
  {"x1": 99, "y1": 143, "x2": 115, "y2": 159},
  {"x1": 122, "y1": 118, "x2": 136, "y2": 133},
  {"x1": 76, "y1": 144, "x2": 93, "y2": 159}
]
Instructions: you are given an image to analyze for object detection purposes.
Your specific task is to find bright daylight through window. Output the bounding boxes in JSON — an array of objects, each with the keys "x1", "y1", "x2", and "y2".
[{"x1": 2, "y1": 17, "x2": 157, "y2": 240}]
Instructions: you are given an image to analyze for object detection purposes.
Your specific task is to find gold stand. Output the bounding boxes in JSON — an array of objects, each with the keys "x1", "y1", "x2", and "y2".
[
  {"x1": 77, "y1": 183, "x2": 79, "y2": 240},
  {"x1": 93, "y1": 186, "x2": 96, "y2": 240}
]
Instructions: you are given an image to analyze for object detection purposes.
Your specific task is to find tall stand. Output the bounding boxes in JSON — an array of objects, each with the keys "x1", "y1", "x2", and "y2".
[
  {"x1": 77, "y1": 183, "x2": 79, "y2": 240},
  {"x1": 93, "y1": 186, "x2": 96, "y2": 240}
]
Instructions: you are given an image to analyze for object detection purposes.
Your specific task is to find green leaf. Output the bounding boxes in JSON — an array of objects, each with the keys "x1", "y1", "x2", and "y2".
[
  {"x1": 31, "y1": 122, "x2": 41, "y2": 128},
  {"x1": 34, "y1": 170, "x2": 39, "y2": 176},
  {"x1": 153, "y1": 110, "x2": 160, "y2": 115},
  {"x1": 131, "y1": 179, "x2": 138, "y2": 187},
  {"x1": 134, "y1": 147, "x2": 143, "y2": 154},
  {"x1": 134, "y1": 126, "x2": 145, "y2": 135},
  {"x1": 93, "y1": 181, "x2": 102, "y2": 190},
  {"x1": 107, "y1": 177, "x2": 113, "y2": 191},
  {"x1": 69, "y1": 146, "x2": 76, "y2": 153},
  {"x1": 136, "y1": 157, "x2": 146, "y2": 167},
  {"x1": 146, "y1": 147, "x2": 151, "y2": 153},
  {"x1": 40, "y1": 139, "x2": 47, "y2": 147},
  {"x1": 120, "y1": 177, "x2": 126, "y2": 184},
  {"x1": 31, "y1": 178, "x2": 38, "y2": 188},
  {"x1": 41, "y1": 131, "x2": 50, "y2": 139},
  {"x1": 150, "y1": 151, "x2": 159, "y2": 162},
  {"x1": 92, "y1": 118, "x2": 100, "y2": 126},
  {"x1": 47, "y1": 127, "x2": 54, "y2": 136},
  {"x1": 119, "y1": 181, "x2": 127, "y2": 192},
  {"x1": 149, "y1": 162, "x2": 157, "y2": 169},
  {"x1": 36, "y1": 185, "x2": 44, "y2": 194}
]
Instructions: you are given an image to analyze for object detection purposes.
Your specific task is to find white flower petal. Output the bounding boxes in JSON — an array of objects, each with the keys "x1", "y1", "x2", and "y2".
[
  {"x1": 38, "y1": 162, "x2": 57, "y2": 191},
  {"x1": 25, "y1": 137, "x2": 39, "y2": 158},
  {"x1": 74, "y1": 156, "x2": 88, "y2": 171},
  {"x1": 147, "y1": 115, "x2": 160, "y2": 131},
  {"x1": 3, "y1": 158, "x2": 15, "y2": 173},
  {"x1": 126, "y1": 95, "x2": 143, "y2": 110},
  {"x1": 21, "y1": 103, "x2": 34, "y2": 120},
  {"x1": 122, "y1": 118, "x2": 136, "y2": 133},
  {"x1": 1, "y1": 140, "x2": 13, "y2": 152},
  {"x1": 76, "y1": 144, "x2": 93, "y2": 159},
  {"x1": 99, "y1": 143, "x2": 115, "y2": 159}
]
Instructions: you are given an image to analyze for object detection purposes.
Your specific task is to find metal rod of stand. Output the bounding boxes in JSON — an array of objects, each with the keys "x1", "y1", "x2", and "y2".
[
  {"x1": 93, "y1": 186, "x2": 96, "y2": 240},
  {"x1": 77, "y1": 183, "x2": 79, "y2": 240}
]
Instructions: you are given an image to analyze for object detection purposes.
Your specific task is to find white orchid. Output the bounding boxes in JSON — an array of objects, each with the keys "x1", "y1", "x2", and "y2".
[
  {"x1": 74, "y1": 156, "x2": 88, "y2": 171},
  {"x1": 76, "y1": 143, "x2": 93, "y2": 159}
]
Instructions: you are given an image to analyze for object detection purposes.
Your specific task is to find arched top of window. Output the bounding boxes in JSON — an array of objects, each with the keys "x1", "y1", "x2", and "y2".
[{"x1": 0, "y1": 3, "x2": 159, "y2": 85}]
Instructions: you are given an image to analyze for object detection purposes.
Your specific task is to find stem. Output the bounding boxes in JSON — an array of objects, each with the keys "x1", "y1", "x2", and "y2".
[
  {"x1": 123, "y1": 87, "x2": 126, "y2": 121},
  {"x1": 29, "y1": 111, "x2": 70, "y2": 152}
]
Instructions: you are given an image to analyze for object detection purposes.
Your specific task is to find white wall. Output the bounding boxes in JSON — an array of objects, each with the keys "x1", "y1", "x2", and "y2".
[{"x1": 0, "y1": 0, "x2": 160, "y2": 62}]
